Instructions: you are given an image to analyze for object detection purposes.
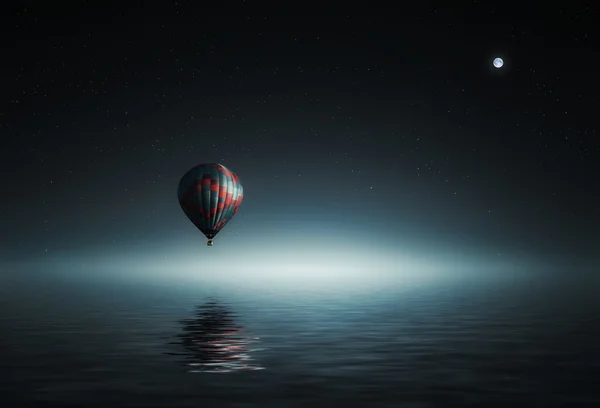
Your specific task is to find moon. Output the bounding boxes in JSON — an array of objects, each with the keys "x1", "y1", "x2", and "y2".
[{"x1": 493, "y1": 57, "x2": 504, "y2": 68}]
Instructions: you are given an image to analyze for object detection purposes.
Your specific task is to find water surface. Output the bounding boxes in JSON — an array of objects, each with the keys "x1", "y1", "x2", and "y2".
[{"x1": 1, "y1": 270, "x2": 599, "y2": 407}]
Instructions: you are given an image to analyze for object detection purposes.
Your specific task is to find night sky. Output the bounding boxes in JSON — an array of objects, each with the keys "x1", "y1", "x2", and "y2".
[{"x1": 1, "y1": 4, "x2": 599, "y2": 281}]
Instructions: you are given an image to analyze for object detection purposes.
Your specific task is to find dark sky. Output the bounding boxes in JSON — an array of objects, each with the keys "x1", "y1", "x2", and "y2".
[{"x1": 1, "y1": 3, "x2": 598, "y2": 273}]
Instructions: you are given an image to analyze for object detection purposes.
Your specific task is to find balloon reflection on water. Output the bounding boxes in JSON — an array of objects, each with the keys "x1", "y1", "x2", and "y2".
[{"x1": 167, "y1": 299, "x2": 265, "y2": 373}]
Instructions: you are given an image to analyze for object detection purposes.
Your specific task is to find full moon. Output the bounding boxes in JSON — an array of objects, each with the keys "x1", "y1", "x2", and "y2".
[{"x1": 493, "y1": 57, "x2": 504, "y2": 68}]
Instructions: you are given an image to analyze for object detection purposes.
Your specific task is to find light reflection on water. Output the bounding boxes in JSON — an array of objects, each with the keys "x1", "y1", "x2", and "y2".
[
  {"x1": 166, "y1": 298, "x2": 265, "y2": 373},
  {"x1": 1, "y1": 270, "x2": 599, "y2": 407}
]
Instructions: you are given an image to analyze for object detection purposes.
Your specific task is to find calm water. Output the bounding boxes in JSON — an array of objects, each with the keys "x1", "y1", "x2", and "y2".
[{"x1": 1, "y1": 270, "x2": 599, "y2": 407}]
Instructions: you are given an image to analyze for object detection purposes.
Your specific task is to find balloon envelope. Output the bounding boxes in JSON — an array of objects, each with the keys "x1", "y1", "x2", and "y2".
[{"x1": 177, "y1": 163, "x2": 243, "y2": 244}]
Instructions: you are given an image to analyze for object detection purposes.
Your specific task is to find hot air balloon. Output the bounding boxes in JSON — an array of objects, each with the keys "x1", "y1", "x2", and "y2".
[{"x1": 177, "y1": 163, "x2": 243, "y2": 246}]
